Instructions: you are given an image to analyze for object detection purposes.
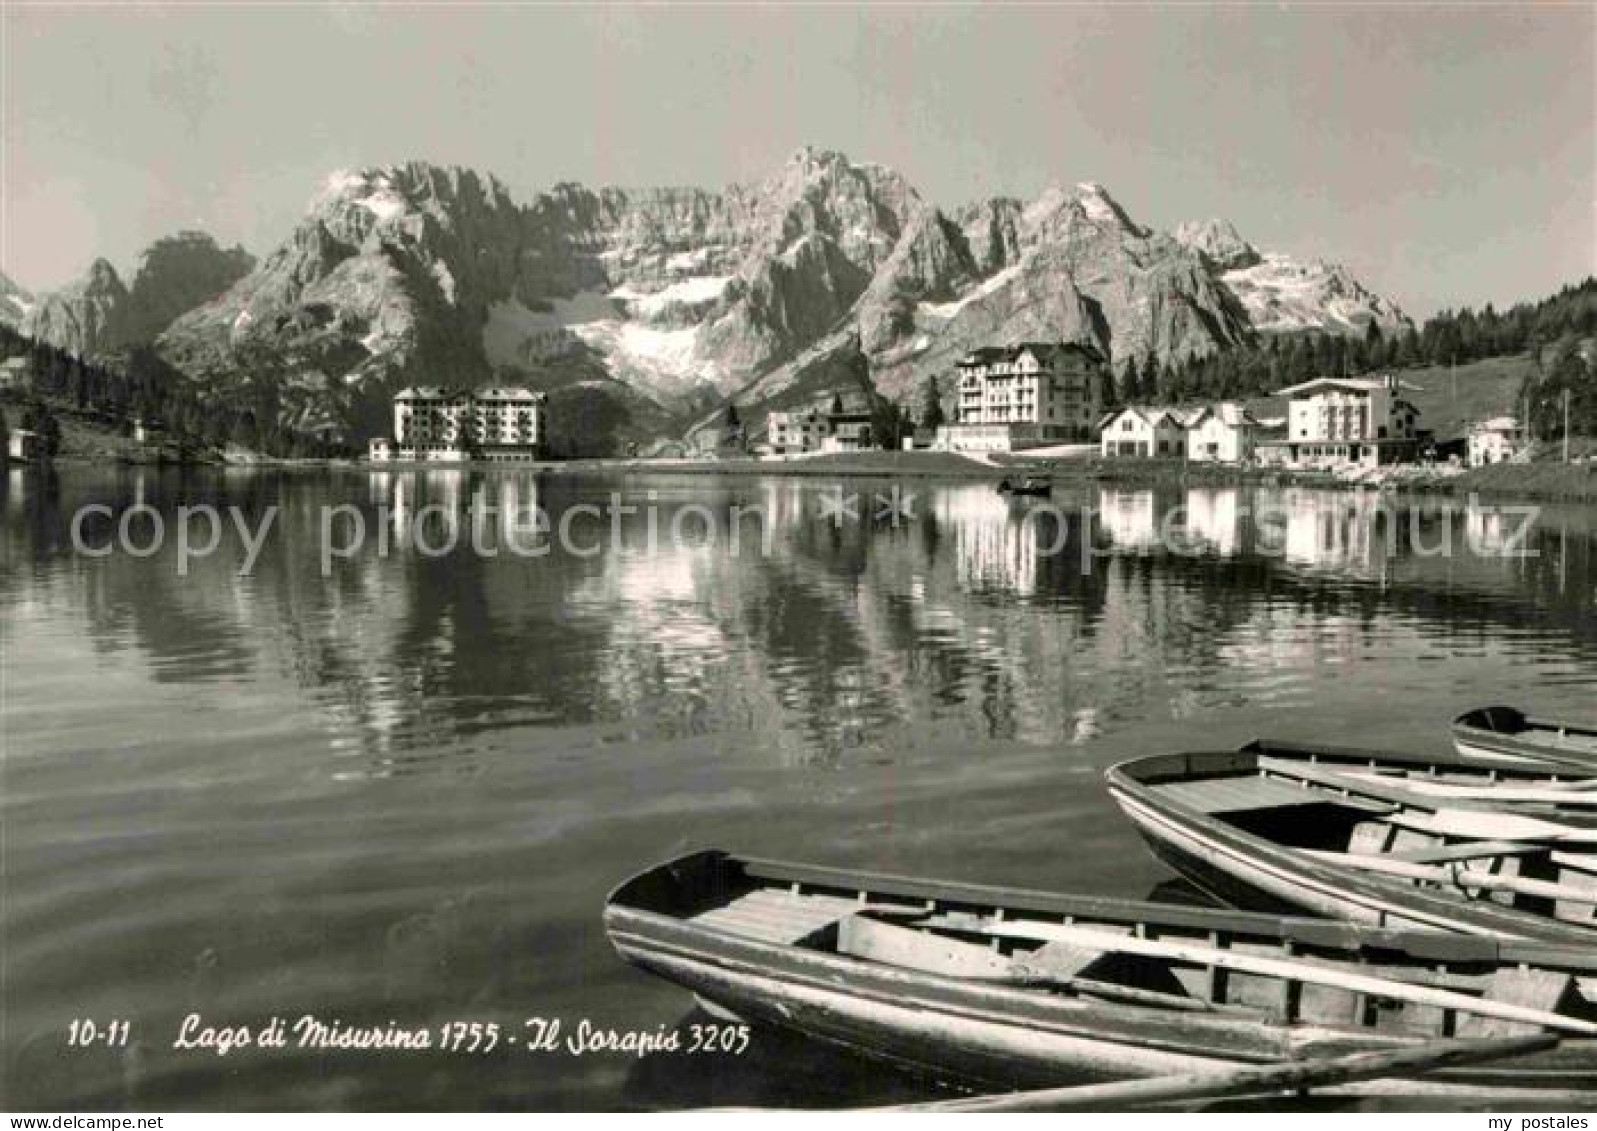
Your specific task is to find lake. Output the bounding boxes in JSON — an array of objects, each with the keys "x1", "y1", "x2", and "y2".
[{"x1": 3, "y1": 465, "x2": 1595, "y2": 1110}]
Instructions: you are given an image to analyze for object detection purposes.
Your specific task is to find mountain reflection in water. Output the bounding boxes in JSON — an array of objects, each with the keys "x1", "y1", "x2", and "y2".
[{"x1": 3, "y1": 466, "x2": 1593, "y2": 1110}]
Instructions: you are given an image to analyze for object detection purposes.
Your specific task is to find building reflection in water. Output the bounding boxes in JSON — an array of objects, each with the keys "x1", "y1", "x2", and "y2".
[
  {"x1": 1096, "y1": 489, "x2": 1160, "y2": 552},
  {"x1": 937, "y1": 486, "x2": 1047, "y2": 597},
  {"x1": 1276, "y1": 488, "x2": 1392, "y2": 574},
  {"x1": 1181, "y1": 488, "x2": 1244, "y2": 557}
]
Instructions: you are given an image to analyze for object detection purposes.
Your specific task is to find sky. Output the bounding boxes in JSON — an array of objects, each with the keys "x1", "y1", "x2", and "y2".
[{"x1": 2, "y1": 3, "x2": 1592, "y2": 318}]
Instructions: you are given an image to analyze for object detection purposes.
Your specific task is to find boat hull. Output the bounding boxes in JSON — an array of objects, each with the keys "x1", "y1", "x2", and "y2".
[{"x1": 611, "y1": 914, "x2": 1233, "y2": 1090}]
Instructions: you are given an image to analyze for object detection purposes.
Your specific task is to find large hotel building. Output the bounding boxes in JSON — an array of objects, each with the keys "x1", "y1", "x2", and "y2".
[
  {"x1": 943, "y1": 342, "x2": 1105, "y2": 452},
  {"x1": 368, "y1": 386, "x2": 548, "y2": 463}
]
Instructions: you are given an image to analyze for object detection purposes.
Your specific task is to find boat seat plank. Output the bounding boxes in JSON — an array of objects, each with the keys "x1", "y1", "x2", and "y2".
[
  {"x1": 1553, "y1": 852, "x2": 1597, "y2": 877},
  {"x1": 1397, "y1": 841, "x2": 1542, "y2": 865},
  {"x1": 836, "y1": 915, "x2": 1012, "y2": 979},
  {"x1": 1457, "y1": 969, "x2": 1581, "y2": 1037},
  {"x1": 1551, "y1": 862, "x2": 1597, "y2": 926},
  {"x1": 1026, "y1": 939, "x2": 1116, "y2": 980},
  {"x1": 1226, "y1": 942, "x2": 1294, "y2": 1018},
  {"x1": 1298, "y1": 982, "x2": 1361, "y2": 1026},
  {"x1": 691, "y1": 888, "x2": 864, "y2": 944},
  {"x1": 1151, "y1": 775, "x2": 1382, "y2": 815},
  {"x1": 1349, "y1": 819, "x2": 1435, "y2": 859}
]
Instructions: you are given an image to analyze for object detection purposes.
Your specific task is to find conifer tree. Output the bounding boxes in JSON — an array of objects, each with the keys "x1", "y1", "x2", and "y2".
[{"x1": 920, "y1": 377, "x2": 946, "y2": 431}]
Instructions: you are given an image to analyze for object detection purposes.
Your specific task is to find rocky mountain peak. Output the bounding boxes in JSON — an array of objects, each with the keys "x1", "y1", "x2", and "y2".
[
  {"x1": 83, "y1": 258, "x2": 126, "y2": 293},
  {"x1": 0, "y1": 270, "x2": 35, "y2": 329},
  {"x1": 122, "y1": 231, "x2": 255, "y2": 344},
  {"x1": 22, "y1": 258, "x2": 130, "y2": 357},
  {"x1": 1173, "y1": 218, "x2": 1261, "y2": 271},
  {"x1": 1070, "y1": 182, "x2": 1145, "y2": 236},
  {"x1": 752, "y1": 145, "x2": 922, "y2": 262}
]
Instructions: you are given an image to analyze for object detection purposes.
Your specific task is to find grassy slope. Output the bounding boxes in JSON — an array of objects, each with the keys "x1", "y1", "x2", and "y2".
[
  {"x1": 0, "y1": 391, "x2": 196, "y2": 462},
  {"x1": 1393, "y1": 354, "x2": 1535, "y2": 439}
]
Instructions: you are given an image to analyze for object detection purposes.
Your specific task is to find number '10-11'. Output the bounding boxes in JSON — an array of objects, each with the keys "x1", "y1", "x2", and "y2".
[{"x1": 67, "y1": 1019, "x2": 132, "y2": 1047}]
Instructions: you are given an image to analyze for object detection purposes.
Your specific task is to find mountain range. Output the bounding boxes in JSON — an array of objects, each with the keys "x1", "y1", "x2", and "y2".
[{"x1": 4, "y1": 148, "x2": 1411, "y2": 449}]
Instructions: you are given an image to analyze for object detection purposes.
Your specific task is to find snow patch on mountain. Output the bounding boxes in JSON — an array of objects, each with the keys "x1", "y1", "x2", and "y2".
[
  {"x1": 1174, "y1": 218, "x2": 1409, "y2": 336},
  {"x1": 1221, "y1": 252, "x2": 1409, "y2": 334},
  {"x1": 1076, "y1": 183, "x2": 1118, "y2": 224},
  {"x1": 574, "y1": 320, "x2": 704, "y2": 381},
  {"x1": 918, "y1": 263, "x2": 1022, "y2": 320},
  {"x1": 483, "y1": 291, "x2": 723, "y2": 398},
  {"x1": 318, "y1": 169, "x2": 409, "y2": 222},
  {"x1": 610, "y1": 276, "x2": 732, "y2": 319}
]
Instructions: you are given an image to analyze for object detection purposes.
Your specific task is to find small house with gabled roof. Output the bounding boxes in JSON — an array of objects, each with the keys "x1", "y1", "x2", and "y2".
[
  {"x1": 1184, "y1": 402, "x2": 1260, "y2": 463},
  {"x1": 1098, "y1": 405, "x2": 1188, "y2": 458}
]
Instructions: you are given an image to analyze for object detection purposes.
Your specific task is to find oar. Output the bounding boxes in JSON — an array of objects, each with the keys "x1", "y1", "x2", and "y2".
[
  {"x1": 1344, "y1": 772, "x2": 1597, "y2": 805},
  {"x1": 860, "y1": 1034, "x2": 1561, "y2": 1112},
  {"x1": 1388, "y1": 807, "x2": 1597, "y2": 844},
  {"x1": 1305, "y1": 849, "x2": 1597, "y2": 907},
  {"x1": 923, "y1": 914, "x2": 1597, "y2": 1036},
  {"x1": 1258, "y1": 758, "x2": 1597, "y2": 833}
]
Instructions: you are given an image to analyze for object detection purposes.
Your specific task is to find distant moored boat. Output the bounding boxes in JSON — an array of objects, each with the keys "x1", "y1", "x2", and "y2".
[
  {"x1": 1453, "y1": 706, "x2": 1597, "y2": 770},
  {"x1": 996, "y1": 476, "x2": 1052, "y2": 497}
]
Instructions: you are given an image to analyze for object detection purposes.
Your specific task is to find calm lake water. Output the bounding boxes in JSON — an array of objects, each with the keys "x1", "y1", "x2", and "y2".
[{"x1": 4, "y1": 466, "x2": 1595, "y2": 1110}]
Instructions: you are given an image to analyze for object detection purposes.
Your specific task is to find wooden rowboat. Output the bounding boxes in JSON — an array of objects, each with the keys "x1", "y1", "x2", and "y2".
[
  {"x1": 997, "y1": 477, "x2": 1052, "y2": 497},
  {"x1": 1454, "y1": 706, "x2": 1597, "y2": 770},
  {"x1": 1105, "y1": 740, "x2": 1597, "y2": 944},
  {"x1": 605, "y1": 849, "x2": 1597, "y2": 1099}
]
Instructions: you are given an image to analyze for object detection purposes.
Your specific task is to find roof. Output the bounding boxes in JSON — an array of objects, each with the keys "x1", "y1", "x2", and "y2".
[
  {"x1": 1102, "y1": 405, "x2": 1186, "y2": 428},
  {"x1": 1276, "y1": 375, "x2": 1417, "y2": 398},
  {"x1": 1471, "y1": 415, "x2": 1521, "y2": 433},
  {"x1": 395, "y1": 386, "x2": 543, "y2": 402},
  {"x1": 957, "y1": 341, "x2": 1106, "y2": 367},
  {"x1": 1185, "y1": 402, "x2": 1259, "y2": 428},
  {"x1": 1015, "y1": 341, "x2": 1106, "y2": 364}
]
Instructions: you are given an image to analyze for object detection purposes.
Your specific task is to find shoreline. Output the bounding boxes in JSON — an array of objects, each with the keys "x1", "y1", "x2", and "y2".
[{"x1": 33, "y1": 449, "x2": 1597, "y2": 504}]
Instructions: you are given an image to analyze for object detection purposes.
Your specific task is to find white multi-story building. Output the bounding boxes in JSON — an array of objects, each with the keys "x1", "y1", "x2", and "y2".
[
  {"x1": 1467, "y1": 416, "x2": 1525, "y2": 467},
  {"x1": 1276, "y1": 375, "x2": 1420, "y2": 468},
  {"x1": 371, "y1": 386, "x2": 548, "y2": 463},
  {"x1": 944, "y1": 343, "x2": 1104, "y2": 452}
]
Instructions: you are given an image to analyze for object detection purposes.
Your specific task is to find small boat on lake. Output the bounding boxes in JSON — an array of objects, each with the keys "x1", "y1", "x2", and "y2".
[
  {"x1": 997, "y1": 476, "x2": 1052, "y2": 497},
  {"x1": 1106, "y1": 740, "x2": 1597, "y2": 944},
  {"x1": 1453, "y1": 706, "x2": 1597, "y2": 770},
  {"x1": 605, "y1": 849, "x2": 1597, "y2": 1100}
]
